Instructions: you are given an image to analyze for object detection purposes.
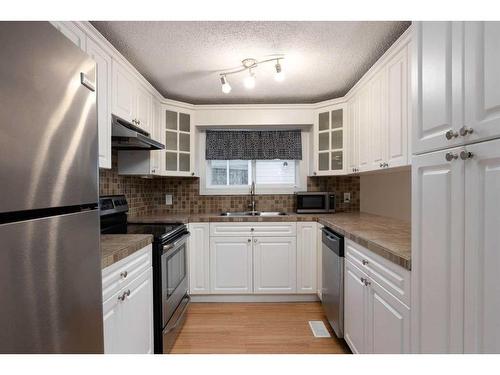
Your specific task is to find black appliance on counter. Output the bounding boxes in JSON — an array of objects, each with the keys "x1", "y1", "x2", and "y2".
[
  {"x1": 295, "y1": 192, "x2": 336, "y2": 213},
  {"x1": 99, "y1": 195, "x2": 190, "y2": 354}
]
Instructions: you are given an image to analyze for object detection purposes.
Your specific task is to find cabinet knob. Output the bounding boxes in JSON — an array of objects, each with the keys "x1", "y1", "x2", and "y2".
[
  {"x1": 364, "y1": 280, "x2": 371, "y2": 286},
  {"x1": 384, "y1": 162, "x2": 389, "y2": 168},
  {"x1": 120, "y1": 271, "x2": 128, "y2": 279},
  {"x1": 460, "y1": 151, "x2": 474, "y2": 160},
  {"x1": 379, "y1": 163, "x2": 383, "y2": 168},
  {"x1": 247, "y1": 239, "x2": 251, "y2": 243},
  {"x1": 445, "y1": 152, "x2": 458, "y2": 162},
  {"x1": 459, "y1": 126, "x2": 474, "y2": 137},
  {"x1": 445, "y1": 129, "x2": 459, "y2": 140},
  {"x1": 313, "y1": 171, "x2": 317, "y2": 176},
  {"x1": 191, "y1": 172, "x2": 195, "y2": 176},
  {"x1": 251, "y1": 228, "x2": 254, "y2": 231},
  {"x1": 360, "y1": 277, "x2": 367, "y2": 284},
  {"x1": 362, "y1": 259, "x2": 369, "y2": 266},
  {"x1": 254, "y1": 238, "x2": 258, "y2": 243}
]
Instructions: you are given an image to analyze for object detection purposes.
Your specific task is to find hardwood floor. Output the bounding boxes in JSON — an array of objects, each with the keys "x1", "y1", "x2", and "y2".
[{"x1": 170, "y1": 302, "x2": 351, "y2": 354}]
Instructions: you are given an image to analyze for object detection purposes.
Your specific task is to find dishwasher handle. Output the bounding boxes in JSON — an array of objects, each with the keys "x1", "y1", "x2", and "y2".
[{"x1": 322, "y1": 227, "x2": 344, "y2": 257}]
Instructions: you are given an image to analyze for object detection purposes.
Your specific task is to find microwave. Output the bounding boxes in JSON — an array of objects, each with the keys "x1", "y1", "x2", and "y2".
[{"x1": 295, "y1": 192, "x2": 335, "y2": 213}]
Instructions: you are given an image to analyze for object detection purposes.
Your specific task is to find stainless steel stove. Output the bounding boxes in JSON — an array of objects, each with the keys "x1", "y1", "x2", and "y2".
[{"x1": 99, "y1": 195, "x2": 190, "y2": 354}]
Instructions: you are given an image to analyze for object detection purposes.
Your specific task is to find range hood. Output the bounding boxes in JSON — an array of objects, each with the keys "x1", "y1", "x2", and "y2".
[{"x1": 111, "y1": 115, "x2": 165, "y2": 150}]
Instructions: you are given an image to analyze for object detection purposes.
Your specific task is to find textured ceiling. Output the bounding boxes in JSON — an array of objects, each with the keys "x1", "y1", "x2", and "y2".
[{"x1": 91, "y1": 21, "x2": 411, "y2": 104}]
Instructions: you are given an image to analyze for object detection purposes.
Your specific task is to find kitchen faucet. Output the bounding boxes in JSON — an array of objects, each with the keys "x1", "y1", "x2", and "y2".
[{"x1": 249, "y1": 181, "x2": 256, "y2": 212}]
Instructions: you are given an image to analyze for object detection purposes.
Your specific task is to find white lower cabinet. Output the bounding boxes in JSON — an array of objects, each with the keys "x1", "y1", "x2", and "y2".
[
  {"x1": 253, "y1": 236, "x2": 296, "y2": 294},
  {"x1": 210, "y1": 236, "x2": 253, "y2": 294},
  {"x1": 102, "y1": 245, "x2": 154, "y2": 354},
  {"x1": 190, "y1": 222, "x2": 318, "y2": 296},
  {"x1": 297, "y1": 222, "x2": 317, "y2": 294},
  {"x1": 344, "y1": 244, "x2": 410, "y2": 354},
  {"x1": 344, "y1": 260, "x2": 368, "y2": 354},
  {"x1": 367, "y1": 277, "x2": 410, "y2": 354},
  {"x1": 188, "y1": 223, "x2": 210, "y2": 294}
]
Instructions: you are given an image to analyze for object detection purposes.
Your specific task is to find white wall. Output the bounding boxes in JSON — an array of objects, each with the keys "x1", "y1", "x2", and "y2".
[
  {"x1": 194, "y1": 105, "x2": 316, "y2": 126},
  {"x1": 360, "y1": 169, "x2": 411, "y2": 222}
]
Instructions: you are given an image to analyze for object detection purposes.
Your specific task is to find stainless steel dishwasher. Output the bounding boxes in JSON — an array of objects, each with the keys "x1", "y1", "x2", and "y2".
[{"x1": 321, "y1": 227, "x2": 345, "y2": 338}]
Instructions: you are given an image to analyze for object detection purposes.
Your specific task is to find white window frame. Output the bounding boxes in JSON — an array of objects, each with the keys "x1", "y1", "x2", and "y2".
[{"x1": 199, "y1": 130, "x2": 308, "y2": 195}]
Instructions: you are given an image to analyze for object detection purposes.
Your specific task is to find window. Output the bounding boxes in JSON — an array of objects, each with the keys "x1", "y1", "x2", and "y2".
[
  {"x1": 206, "y1": 159, "x2": 296, "y2": 190},
  {"x1": 200, "y1": 129, "x2": 308, "y2": 195}
]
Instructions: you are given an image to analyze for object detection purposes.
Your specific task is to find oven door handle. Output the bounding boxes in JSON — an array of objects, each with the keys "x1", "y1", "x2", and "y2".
[
  {"x1": 163, "y1": 295, "x2": 191, "y2": 335},
  {"x1": 162, "y1": 232, "x2": 190, "y2": 254}
]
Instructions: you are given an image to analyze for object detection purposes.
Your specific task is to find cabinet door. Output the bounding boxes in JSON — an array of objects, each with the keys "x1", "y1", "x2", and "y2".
[
  {"x1": 136, "y1": 85, "x2": 152, "y2": 134},
  {"x1": 102, "y1": 290, "x2": 122, "y2": 354},
  {"x1": 368, "y1": 70, "x2": 387, "y2": 170},
  {"x1": 347, "y1": 96, "x2": 359, "y2": 173},
  {"x1": 118, "y1": 268, "x2": 154, "y2": 354},
  {"x1": 188, "y1": 223, "x2": 210, "y2": 294},
  {"x1": 50, "y1": 21, "x2": 86, "y2": 50},
  {"x1": 344, "y1": 260, "x2": 369, "y2": 354},
  {"x1": 358, "y1": 86, "x2": 371, "y2": 171},
  {"x1": 112, "y1": 60, "x2": 136, "y2": 123},
  {"x1": 386, "y1": 46, "x2": 409, "y2": 168},
  {"x1": 413, "y1": 21, "x2": 464, "y2": 154},
  {"x1": 86, "y1": 37, "x2": 112, "y2": 169},
  {"x1": 210, "y1": 236, "x2": 253, "y2": 294},
  {"x1": 464, "y1": 22, "x2": 500, "y2": 144},
  {"x1": 367, "y1": 280, "x2": 410, "y2": 354},
  {"x1": 296, "y1": 222, "x2": 317, "y2": 293},
  {"x1": 464, "y1": 138, "x2": 500, "y2": 353},
  {"x1": 253, "y1": 236, "x2": 296, "y2": 294},
  {"x1": 411, "y1": 147, "x2": 465, "y2": 353}
]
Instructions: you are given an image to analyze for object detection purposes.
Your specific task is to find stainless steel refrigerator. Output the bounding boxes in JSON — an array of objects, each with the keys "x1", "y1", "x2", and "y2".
[{"x1": 0, "y1": 22, "x2": 103, "y2": 353}]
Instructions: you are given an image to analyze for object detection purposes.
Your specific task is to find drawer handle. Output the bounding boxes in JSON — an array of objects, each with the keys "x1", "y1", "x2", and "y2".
[
  {"x1": 120, "y1": 271, "x2": 128, "y2": 279},
  {"x1": 118, "y1": 289, "x2": 131, "y2": 302},
  {"x1": 362, "y1": 259, "x2": 369, "y2": 266}
]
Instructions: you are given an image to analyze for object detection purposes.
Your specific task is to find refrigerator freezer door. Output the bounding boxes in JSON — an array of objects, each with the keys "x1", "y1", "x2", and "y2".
[
  {"x1": 0, "y1": 22, "x2": 98, "y2": 214},
  {"x1": 0, "y1": 210, "x2": 103, "y2": 353}
]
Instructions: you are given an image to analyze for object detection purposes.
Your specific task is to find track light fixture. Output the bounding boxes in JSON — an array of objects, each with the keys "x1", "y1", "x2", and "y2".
[{"x1": 219, "y1": 56, "x2": 285, "y2": 93}]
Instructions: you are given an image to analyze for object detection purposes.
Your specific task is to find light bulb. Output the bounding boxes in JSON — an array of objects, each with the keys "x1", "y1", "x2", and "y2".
[
  {"x1": 243, "y1": 70, "x2": 256, "y2": 89},
  {"x1": 275, "y1": 60, "x2": 285, "y2": 82},
  {"x1": 220, "y1": 75, "x2": 232, "y2": 94}
]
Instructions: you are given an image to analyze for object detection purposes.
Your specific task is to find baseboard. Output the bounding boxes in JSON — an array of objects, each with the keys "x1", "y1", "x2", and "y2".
[{"x1": 190, "y1": 294, "x2": 320, "y2": 303}]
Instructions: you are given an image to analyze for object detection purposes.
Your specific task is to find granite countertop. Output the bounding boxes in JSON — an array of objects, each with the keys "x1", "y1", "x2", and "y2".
[
  {"x1": 101, "y1": 234, "x2": 153, "y2": 269},
  {"x1": 128, "y1": 211, "x2": 411, "y2": 270}
]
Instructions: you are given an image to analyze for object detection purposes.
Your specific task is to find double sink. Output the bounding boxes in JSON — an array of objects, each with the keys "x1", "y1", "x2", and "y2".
[{"x1": 220, "y1": 211, "x2": 288, "y2": 217}]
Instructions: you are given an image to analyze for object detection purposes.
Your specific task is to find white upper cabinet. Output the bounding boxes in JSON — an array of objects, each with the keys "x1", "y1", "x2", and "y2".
[
  {"x1": 346, "y1": 96, "x2": 359, "y2": 173},
  {"x1": 413, "y1": 22, "x2": 464, "y2": 154},
  {"x1": 368, "y1": 70, "x2": 387, "y2": 170},
  {"x1": 164, "y1": 107, "x2": 195, "y2": 177},
  {"x1": 111, "y1": 59, "x2": 153, "y2": 134},
  {"x1": 50, "y1": 22, "x2": 86, "y2": 50},
  {"x1": 112, "y1": 60, "x2": 137, "y2": 123},
  {"x1": 314, "y1": 104, "x2": 346, "y2": 176},
  {"x1": 86, "y1": 37, "x2": 112, "y2": 169},
  {"x1": 136, "y1": 85, "x2": 153, "y2": 135},
  {"x1": 464, "y1": 22, "x2": 500, "y2": 144},
  {"x1": 357, "y1": 86, "x2": 372, "y2": 172},
  {"x1": 464, "y1": 138, "x2": 500, "y2": 353},
  {"x1": 411, "y1": 148, "x2": 465, "y2": 353},
  {"x1": 253, "y1": 236, "x2": 296, "y2": 294},
  {"x1": 386, "y1": 46, "x2": 409, "y2": 167}
]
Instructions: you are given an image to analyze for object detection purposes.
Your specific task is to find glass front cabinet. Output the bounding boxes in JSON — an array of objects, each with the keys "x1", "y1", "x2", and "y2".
[
  {"x1": 313, "y1": 104, "x2": 346, "y2": 176},
  {"x1": 163, "y1": 107, "x2": 195, "y2": 176}
]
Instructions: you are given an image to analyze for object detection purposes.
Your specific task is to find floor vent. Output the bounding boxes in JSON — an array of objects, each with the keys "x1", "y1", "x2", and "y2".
[{"x1": 308, "y1": 320, "x2": 331, "y2": 338}]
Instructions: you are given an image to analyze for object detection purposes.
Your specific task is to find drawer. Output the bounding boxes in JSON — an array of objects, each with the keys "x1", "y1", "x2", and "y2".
[
  {"x1": 210, "y1": 222, "x2": 296, "y2": 237},
  {"x1": 102, "y1": 244, "x2": 152, "y2": 302},
  {"x1": 345, "y1": 239, "x2": 410, "y2": 306}
]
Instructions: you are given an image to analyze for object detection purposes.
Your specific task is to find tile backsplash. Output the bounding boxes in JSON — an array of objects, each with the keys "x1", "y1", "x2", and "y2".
[{"x1": 99, "y1": 151, "x2": 360, "y2": 216}]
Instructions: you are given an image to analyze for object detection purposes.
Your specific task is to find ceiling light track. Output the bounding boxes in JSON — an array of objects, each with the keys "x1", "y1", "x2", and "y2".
[{"x1": 219, "y1": 56, "x2": 285, "y2": 94}]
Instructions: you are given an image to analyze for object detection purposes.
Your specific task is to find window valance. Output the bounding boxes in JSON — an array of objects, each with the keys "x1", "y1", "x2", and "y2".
[{"x1": 205, "y1": 129, "x2": 302, "y2": 160}]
